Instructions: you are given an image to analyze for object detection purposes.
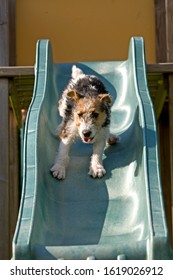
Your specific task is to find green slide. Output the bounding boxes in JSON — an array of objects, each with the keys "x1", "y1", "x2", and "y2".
[{"x1": 12, "y1": 38, "x2": 173, "y2": 259}]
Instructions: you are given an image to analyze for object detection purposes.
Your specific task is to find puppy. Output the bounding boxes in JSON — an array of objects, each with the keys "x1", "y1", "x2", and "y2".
[{"x1": 51, "y1": 65, "x2": 117, "y2": 179}]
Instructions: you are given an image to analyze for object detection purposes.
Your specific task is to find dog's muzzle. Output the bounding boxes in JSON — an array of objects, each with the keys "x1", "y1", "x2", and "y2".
[{"x1": 82, "y1": 129, "x2": 94, "y2": 143}]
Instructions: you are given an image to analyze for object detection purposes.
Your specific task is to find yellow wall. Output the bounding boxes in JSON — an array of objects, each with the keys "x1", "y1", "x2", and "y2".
[{"x1": 16, "y1": 0, "x2": 156, "y2": 65}]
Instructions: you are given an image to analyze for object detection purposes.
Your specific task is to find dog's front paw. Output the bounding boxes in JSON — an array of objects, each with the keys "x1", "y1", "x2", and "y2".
[
  {"x1": 50, "y1": 164, "x2": 66, "y2": 180},
  {"x1": 89, "y1": 165, "x2": 106, "y2": 178}
]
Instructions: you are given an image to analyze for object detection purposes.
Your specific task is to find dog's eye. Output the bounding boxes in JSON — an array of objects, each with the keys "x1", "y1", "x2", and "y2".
[
  {"x1": 91, "y1": 112, "x2": 99, "y2": 118},
  {"x1": 77, "y1": 112, "x2": 83, "y2": 118}
]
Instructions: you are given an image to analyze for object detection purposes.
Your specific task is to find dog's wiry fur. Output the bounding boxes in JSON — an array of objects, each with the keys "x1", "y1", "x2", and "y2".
[{"x1": 51, "y1": 66, "x2": 117, "y2": 179}]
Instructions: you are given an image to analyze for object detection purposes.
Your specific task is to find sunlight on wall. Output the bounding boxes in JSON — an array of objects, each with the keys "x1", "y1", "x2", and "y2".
[{"x1": 16, "y1": 0, "x2": 156, "y2": 65}]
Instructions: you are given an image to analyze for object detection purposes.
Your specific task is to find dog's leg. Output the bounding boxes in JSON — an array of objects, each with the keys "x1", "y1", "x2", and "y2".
[
  {"x1": 89, "y1": 138, "x2": 106, "y2": 178},
  {"x1": 50, "y1": 139, "x2": 72, "y2": 179},
  {"x1": 107, "y1": 134, "x2": 119, "y2": 145}
]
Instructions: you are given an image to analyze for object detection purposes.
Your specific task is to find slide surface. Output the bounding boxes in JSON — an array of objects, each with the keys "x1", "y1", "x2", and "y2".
[{"x1": 13, "y1": 38, "x2": 172, "y2": 259}]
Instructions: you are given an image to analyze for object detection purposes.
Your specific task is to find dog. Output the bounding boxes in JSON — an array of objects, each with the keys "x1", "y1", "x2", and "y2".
[{"x1": 51, "y1": 65, "x2": 117, "y2": 179}]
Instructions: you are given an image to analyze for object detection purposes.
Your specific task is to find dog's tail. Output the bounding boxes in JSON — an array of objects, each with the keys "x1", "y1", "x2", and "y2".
[{"x1": 72, "y1": 65, "x2": 84, "y2": 79}]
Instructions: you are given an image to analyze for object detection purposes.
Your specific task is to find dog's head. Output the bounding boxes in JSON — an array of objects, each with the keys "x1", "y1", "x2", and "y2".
[{"x1": 67, "y1": 90, "x2": 112, "y2": 143}]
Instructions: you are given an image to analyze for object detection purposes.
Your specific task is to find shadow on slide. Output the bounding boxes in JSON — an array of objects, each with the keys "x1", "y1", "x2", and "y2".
[{"x1": 12, "y1": 37, "x2": 173, "y2": 259}]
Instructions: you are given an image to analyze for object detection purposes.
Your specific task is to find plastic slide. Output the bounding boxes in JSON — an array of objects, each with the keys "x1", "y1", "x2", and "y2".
[{"x1": 12, "y1": 37, "x2": 173, "y2": 259}]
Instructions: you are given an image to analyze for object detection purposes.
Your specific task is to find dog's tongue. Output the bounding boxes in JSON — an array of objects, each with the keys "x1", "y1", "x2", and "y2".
[{"x1": 84, "y1": 137, "x2": 92, "y2": 143}]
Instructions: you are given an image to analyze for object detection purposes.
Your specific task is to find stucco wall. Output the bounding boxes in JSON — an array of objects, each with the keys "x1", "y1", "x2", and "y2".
[{"x1": 16, "y1": 0, "x2": 156, "y2": 65}]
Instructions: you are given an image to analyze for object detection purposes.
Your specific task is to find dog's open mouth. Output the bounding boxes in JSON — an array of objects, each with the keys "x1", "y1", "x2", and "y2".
[{"x1": 83, "y1": 137, "x2": 94, "y2": 143}]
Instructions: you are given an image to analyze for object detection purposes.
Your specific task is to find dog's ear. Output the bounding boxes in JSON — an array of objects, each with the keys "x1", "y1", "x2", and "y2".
[
  {"x1": 72, "y1": 65, "x2": 84, "y2": 79},
  {"x1": 67, "y1": 90, "x2": 82, "y2": 102},
  {"x1": 98, "y1": 93, "x2": 112, "y2": 105}
]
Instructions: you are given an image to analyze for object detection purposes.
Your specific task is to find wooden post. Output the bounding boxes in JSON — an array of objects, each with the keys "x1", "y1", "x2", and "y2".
[
  {"x1": 0, "y1": 0, "x2": 16, "y2": 259},
  {"x1": 154, "y1": 0, "x2": 173, "y2": 245},
  {"x1": 169, "y1": 74, "x2": 173, "y2": 237},
  {"x1": 154, "y1": 0, "x2": 167, "y2": 62},
  {"x1": 165, "y1": 1, "x2": 173, "y2": 246},
  {"x1": 0, "y1": 0, "x2": 10, "y2": 260}
]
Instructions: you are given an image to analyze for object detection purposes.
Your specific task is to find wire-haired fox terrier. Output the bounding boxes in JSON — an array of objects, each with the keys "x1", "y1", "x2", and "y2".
[{"x1": 51, "y1": 65, "x2": 117, "y2": 179}]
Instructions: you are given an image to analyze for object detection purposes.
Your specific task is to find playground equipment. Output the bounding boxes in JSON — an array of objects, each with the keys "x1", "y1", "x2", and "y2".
[{"x1": 12, "y1": 37, "x2": 173, "y2": 259}]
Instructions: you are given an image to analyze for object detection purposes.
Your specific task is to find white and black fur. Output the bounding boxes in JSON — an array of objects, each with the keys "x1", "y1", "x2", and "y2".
[{"x1": 51, "y1": 65, "x2": 117, "y2": 179}]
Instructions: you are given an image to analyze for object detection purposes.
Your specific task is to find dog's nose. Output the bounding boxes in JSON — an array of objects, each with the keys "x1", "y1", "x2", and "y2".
[{"x1": 82, "y1": 129, "x2": 92, "y2": 138}]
